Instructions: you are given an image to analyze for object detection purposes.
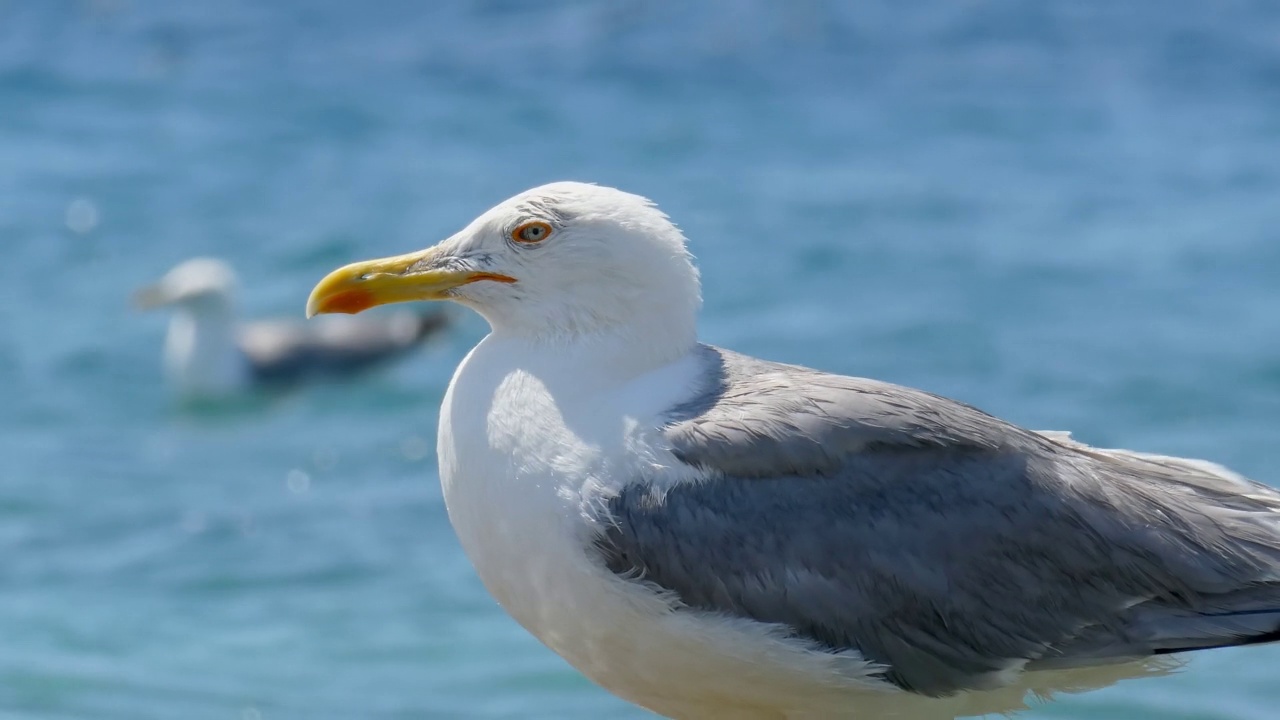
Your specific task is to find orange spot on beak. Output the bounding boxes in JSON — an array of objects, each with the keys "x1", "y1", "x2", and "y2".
[{"x1": 318, "y1": 289, "x2": 377, "y2": 315}]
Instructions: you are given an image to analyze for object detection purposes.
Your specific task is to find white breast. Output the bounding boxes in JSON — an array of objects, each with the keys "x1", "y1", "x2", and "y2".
[
  {"x1": 164, "y1": 311, "x2": 249, "y2": 398},
  {"x1": 433, "y1": 335, "x2": 923, "y2": 720}
]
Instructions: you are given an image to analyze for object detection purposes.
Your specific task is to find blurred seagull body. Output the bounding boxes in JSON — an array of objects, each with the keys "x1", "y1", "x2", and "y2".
[
  {"x1": 307, "y1": 183, "x2": 1280, "y2": 720},
  {"x1": 136, "y1": 258, "x2": 448, "y2": 399}
]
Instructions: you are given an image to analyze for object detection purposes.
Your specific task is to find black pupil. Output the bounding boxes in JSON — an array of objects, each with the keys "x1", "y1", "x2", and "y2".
[{"x1": 525, "y1": 226, "x2": 543, "y2": 239}]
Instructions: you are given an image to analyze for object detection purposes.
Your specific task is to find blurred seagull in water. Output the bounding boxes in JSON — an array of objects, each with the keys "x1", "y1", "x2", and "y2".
[
  {"x1": 307, "y1": 183, "x2": 1280, "y2": 720},
  {"x1": 136, "y1": 257, "x2": 448, "y2": 399}
]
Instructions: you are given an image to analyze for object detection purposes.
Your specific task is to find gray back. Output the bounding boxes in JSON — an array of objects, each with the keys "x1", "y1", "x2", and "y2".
[{"x1": 595, "y1": 346, "x2": 1280, "y2": 696}]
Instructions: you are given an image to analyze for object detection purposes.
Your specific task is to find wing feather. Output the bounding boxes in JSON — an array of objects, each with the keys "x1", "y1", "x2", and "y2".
[{"x1": 595, "y1": 346, "x2": 1280, "y2": 696}]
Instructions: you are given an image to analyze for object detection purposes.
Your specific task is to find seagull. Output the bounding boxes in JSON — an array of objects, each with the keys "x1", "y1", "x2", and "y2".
[
  {"x1": 306, "y1": 182, "x2": 1280, "y2": 720},
  {"x1": 135, "y1": 257, "x2": 448, "y2": 400}
]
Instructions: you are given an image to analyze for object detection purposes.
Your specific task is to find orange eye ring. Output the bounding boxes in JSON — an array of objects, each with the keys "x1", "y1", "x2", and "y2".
[{"x1": 512, "y1": 220, "x2": 553, "y2": 244}]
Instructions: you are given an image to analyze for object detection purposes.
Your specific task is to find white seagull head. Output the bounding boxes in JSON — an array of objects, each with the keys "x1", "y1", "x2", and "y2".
[
  {"x1": 135, "y1": 257, "x2": 239, "y2": 314},
  {"x1": 307, "y1": 182, "x2": 702, "y2": 353}
]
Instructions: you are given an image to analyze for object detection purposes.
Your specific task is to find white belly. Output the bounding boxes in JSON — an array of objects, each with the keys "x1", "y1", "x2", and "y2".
[
  {"x1": 164, "y1": 313, "x2": 249, "y2": 398},
  {"x1": 435, "y1": 339, "x2": 896, "y2": 719},
  {"x1": 441, "y1": 485, "x2": 907, "y2": 718}
]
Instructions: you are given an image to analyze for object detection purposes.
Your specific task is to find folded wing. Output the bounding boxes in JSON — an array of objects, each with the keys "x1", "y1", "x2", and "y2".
[{"x1": 595, "y1": 346, "x2": 1280, "y2": 697}]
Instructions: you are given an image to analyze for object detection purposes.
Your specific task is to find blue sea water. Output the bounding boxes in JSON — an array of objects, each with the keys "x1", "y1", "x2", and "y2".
[{"x1": 3, "y1": 1, "x2": 1280, "y2": 718}]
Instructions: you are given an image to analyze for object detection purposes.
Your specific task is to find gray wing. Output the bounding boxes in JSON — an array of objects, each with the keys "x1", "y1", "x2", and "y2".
[
  {"x1": 238, "y1": 309, "x2": 447, "y2": 385},
  {"x1": 595, "y1": 345, "x2": 1280, "y2": 697}
]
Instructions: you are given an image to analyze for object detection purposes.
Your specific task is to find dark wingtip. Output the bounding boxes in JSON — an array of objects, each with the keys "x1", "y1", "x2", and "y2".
[{"x1": 1152, "y1": 623, "x2": 1280, "y2": 656}]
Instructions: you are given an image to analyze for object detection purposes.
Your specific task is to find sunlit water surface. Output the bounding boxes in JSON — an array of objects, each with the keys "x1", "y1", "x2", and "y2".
[{"x1": 3, "y1": 2, "x2": 1280, "y2": 718}]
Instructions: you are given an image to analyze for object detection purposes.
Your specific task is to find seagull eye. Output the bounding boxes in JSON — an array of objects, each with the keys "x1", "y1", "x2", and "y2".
[{"x1": 513, "y1": 221, "x2": 552, "y2": 244}]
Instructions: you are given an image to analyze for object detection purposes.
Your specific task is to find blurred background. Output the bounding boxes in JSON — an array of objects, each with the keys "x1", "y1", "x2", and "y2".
[{"x1": 3, "y1": 1, "x2": 1280, "y2": 718}]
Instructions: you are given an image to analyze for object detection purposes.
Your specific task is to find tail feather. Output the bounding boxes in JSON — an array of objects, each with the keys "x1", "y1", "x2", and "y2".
[
  {"x1": 1032, "y1": 601, "x2": 1280, "y2": 671},
  {"x1": 1149, "y1": 609, "x2": 1280, "y2": 654}
]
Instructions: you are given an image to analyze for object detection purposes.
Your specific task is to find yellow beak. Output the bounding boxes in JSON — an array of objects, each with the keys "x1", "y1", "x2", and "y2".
[{"x1": 306, "y1": 246, "x2": 515, "y2": 318}]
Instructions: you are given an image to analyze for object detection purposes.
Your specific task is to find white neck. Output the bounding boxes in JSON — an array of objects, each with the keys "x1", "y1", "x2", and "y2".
[
  {"x1": 489, "y1": 318, "x2": 696, "y2": 391},
  {"x1": 164, "y1": 302, "x2": 247, "y2": 397},
  {"x1": 473, "y1": 283, "x2": 700, "y2": 384}
]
